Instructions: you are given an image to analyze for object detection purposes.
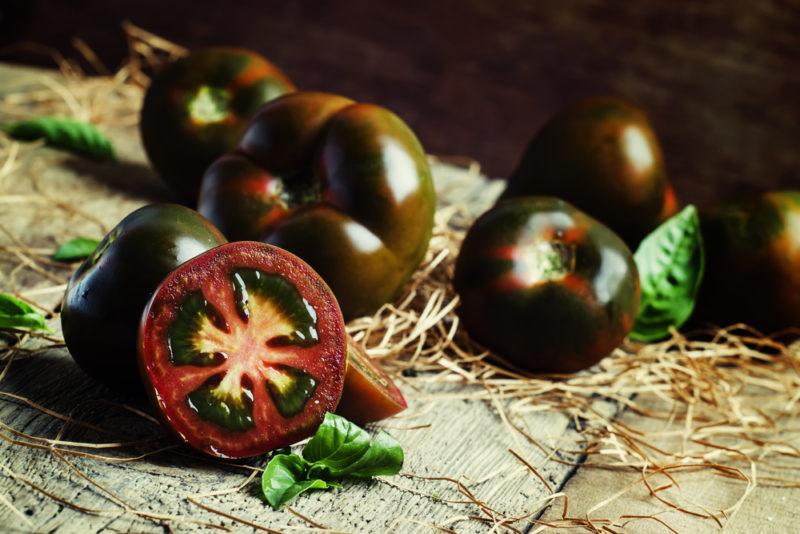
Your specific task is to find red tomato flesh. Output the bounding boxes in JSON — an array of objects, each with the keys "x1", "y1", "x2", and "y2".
[{"x1": 138, "y1": 241, "x2": 346, "y2": 458}]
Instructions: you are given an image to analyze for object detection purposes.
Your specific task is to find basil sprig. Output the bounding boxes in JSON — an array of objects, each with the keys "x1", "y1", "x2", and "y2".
[
  {"x1": 262, "y1": 413, "x2": 403, "y2": 509},
  {"x1": 0, "y1": 294, "x2": 50, "y2": 332},
  {"x1": 53, "y1": 237, "x2": 101, "y2": 262},
  {"x1": 1, "y1": 117, "x2": 115, "y2": 160},
  {"x1": 631, "y1": 205, "x2": 705, "y2": 341}
]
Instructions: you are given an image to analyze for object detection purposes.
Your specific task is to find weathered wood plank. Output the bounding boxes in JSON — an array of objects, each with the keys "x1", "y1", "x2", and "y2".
[{"x1": 538, "y1": 393, "x2": 800, "y2": 534}]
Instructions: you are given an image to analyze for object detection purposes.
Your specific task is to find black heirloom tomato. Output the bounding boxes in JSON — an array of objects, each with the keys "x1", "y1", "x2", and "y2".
[
  {"x1": 336, "y1": 338, "x2": 407, "y2": 424},
  {"x1": 61, "y1": 204, "x2": 227, "y2": 390},
  {"x1": 198, "y1": 91, "x2": 436, "y2": 319},
  {"x1": 696, "y1": 191, "x2": 800, "y2": 332},
  {"x1": 502, "y1": 97, "x2": 671, "y2": 246},
  {"x1": 453, "y1": 197, "x2": 640, "y2": 373},
  {"x1": 141, "y1": 47, "x2": 295, "y2": 201},
  {"x1": 138, "y1": 241, "x2": 346, "y2": 458}
]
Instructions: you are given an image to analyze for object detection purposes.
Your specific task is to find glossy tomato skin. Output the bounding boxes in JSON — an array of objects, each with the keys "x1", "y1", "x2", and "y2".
[
  {"x1": 198, "y1": 92, "x2": 436, "y2": 319},
  {"x1": 141, "y1": 47, "x2": 295, "y2": 201},
  {"x1": 659, "y1": 182, "x2": 681, "y2": 223},
  {"x1": 696, "y1": 191, "x2": 800, "y2": 332},
  {"x1": 453, "y1": 197, "x2": 640, "y2": 373},
  {"x1": 60, "y1": 204, "x2": 227, "y2": 391},
  {"x1": 336, "y1": 338, "x2": 407, "y2": 424},
  {"x1": 502, "y1": 97, "x2": 669, "y2": 246},
  {"x1": 138, "y1": 242, "x2": 347, "y2": 458}
]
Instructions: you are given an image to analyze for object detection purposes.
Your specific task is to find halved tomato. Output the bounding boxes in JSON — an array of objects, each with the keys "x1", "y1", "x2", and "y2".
[
  {"x1": 336, "y1": 338, "x2": 407, "y2": 424},
  {"x1": 138, "y1": 241, "x2": 346, "y2": 458}
]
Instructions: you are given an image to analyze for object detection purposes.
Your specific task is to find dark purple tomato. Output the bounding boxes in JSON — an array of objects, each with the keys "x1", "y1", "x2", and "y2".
[
  {"x1": 502, "y1": 97, "x2": 671, "y2": 246},
  {"x1": 140, "y1": 47, "x2": 295, "y2": 201},
  {"x1": 138, "y1": 241, "x2": 346, "y2": 458},
  {"x1": 453, "y1": 197, "x2": 640, "y2": 373},
  {"x1": 197, "y1": 91, "x2": 435, "y2": 319},
  {"x1": 61, "y1": 204, "x2": 227, "y2": 390},
  {"x1": 696, "y1": 191, "x2": 800, "y2": 332}
]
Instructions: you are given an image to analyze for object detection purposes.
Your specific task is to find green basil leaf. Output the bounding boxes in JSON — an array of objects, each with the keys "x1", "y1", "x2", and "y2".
[
  {"x1": 0, "y1": 294, "x2": 50, "y2": 332},
  {"x1": 261, "y1": 454, "x2": 332, "y2": 510},
  {"x1": 1, "y1": 117, "x2": 115, "y2": 160},
  {"x1": 261, "y1": 414, "x2": 403, "y2": 509},
  {"x1": 303, "y1": 412, "x2": 371, "y2": 473},
  {"x1": 304, "y1": 413, "x2": 403, "y2": 478},
  {"x1": 53, "y1": 237, "x2": 101, "y2": 262},
  {"x1": 338, "y1": 429, "x2": 404, "y2": 478},
  {"x1": 631, "y1": 205, "x2": 705, "y2": 342}
]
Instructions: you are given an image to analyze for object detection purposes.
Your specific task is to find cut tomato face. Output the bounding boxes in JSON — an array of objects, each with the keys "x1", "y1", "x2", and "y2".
[
  {"x1": 335, "y1": 338, "x2": 407, "y2": 425},
  {"x1": 138, "y1": 241, "x2": 346, "y2": 458}
]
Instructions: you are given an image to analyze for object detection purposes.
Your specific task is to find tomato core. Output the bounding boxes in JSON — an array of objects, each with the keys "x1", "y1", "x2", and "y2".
[
  {"x1": 188, "y1": 85, "x2": 232, "y2": 125},
  {"x1": 165, "y1": 267, "x2": 322, "y2": 432}
]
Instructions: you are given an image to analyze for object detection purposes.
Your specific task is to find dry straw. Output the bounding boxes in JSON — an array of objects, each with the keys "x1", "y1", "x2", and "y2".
[{"x1": 1, "y1": 23, "x2": 800, "y2": 533}]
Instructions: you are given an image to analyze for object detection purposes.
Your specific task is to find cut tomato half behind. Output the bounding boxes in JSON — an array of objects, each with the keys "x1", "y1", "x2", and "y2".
[
  {"x1": 138, "y1": 241, "x2": 346, "y2": 458},
  {"x1": 336, "y1": 338, "x2": 407, "y2": 424}
]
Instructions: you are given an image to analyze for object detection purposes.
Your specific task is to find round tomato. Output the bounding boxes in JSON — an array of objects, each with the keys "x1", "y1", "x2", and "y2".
[
  {"x1": 502, "y1": 97, "x2": 671, "y2": 246},
  {"x1": 696, "y1": 191, "x2": 800, "y2": 332},
  {"x1": 138, "y1": 241, "x2": 346, "y2": 458},
  {"x1": 336, "y1": 338, "x2": 407, "y2": 424},
  {"x1": 61, "y1": 204, "x2": 226, "y2": 390},
  {"x1": 453, "y1": 197, "x2": 640, "y2": 373},
  {"x1": 197, "y1": 91, "x2": 435, "y2": 319},
  {"x1": 140, "y1": 47, "x2": 295, "y2": 201}
]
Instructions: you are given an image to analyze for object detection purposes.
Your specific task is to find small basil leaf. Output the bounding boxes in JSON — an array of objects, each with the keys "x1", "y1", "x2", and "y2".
[
  {"x1": 304, "y1": 413, "x2": 403, "y2": 478},
  {"x1": 338, "y1": 430, "x2": 404, "y2": 478},
  {"x1": 53, "y1": 237, "x2": 101, "y2": 262},
  {"x1": 302, "y1": 412, "x2": 371, "y2": 474},
  {"x1": 631, "y1": 205, "x2": 705, "y2": 342},
  {"x1": 1, "y1": 117, "x2": 115, "y2": 160},
  {"x1": 0, "y1": 294, "x2": 50, "y2": 332},
  {"x1": 261, "y1": 454, "x2": 331, "y2": 510}
]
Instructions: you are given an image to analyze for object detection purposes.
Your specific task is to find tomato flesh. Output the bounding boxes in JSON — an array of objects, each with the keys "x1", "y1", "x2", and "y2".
[
  {"x1": 139, "y1": 242, "x2": 345, "y2": 458},
  {"x1": 336, "y1": 339, "x2": 407, "y2": 424}
]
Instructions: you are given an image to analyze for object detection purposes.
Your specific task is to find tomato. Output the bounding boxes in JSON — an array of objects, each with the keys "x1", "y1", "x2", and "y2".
[
  {"x1": 659, "y1": 182, "x2": 681, "y2": 223},
  {"x1": 336, "y1": 338, "x2": 407, "y2": 424},
  {"x1": 453, "y1": 197, "x2": 640, "y2": 373},
  {"x1": 198, "y1": 91, "x2": 436, "y2": 319},
  {"x1": 138, "y1": 241, "x2": 346, "y2": 458},
  {"x1": 502, "y1": 97, "x2": 671, "y2": 246},
  {"x1": 696, "y1": 191, "x2": 800, "y2": 332},
  {"x1": 61, "y1": 204, "x2": 226, "y2": 390},
  {"x1": 140, "y1": 47, "x2": 295, "y2": 201}
]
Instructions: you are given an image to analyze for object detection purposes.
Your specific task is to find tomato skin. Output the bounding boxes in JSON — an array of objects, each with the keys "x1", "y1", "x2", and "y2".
[
  {"x1": 198, "y1": 92, "x2": 436, "y2": 319},
  {"x1": 60, "y1": 204, "x2": 227, "y2": 390},
  {"x1": 502, "y1": 97, "x2": 670, "y2": 246},
  {"x1": 138, "y1": 242, "x2": 346, "y2": 458},
  {"x1": 453, "y1": 197, "x2": 640, "y2": 373},
  {"x1": 336, "y1": 339, "x2": 407, "y2": 424},
  {"x1": 141, "y1": 47, "x2": 295, "y2": 201},
  {"x1": 658, "y1": 182, "x2": 681, "y2": 223},
  {"x1": 697, "y1": 191, "x2": 800, "y2": 332}
]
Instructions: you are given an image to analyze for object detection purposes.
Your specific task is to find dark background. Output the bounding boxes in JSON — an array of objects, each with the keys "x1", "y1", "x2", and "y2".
[{"x1": 2, "y1": 0, "x2": 799, "y2": 205}]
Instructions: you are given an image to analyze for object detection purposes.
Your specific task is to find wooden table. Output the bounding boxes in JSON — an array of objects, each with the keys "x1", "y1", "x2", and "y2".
[{"x1": 0, "y1": 64, "x2": 797, "y2": 533}]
